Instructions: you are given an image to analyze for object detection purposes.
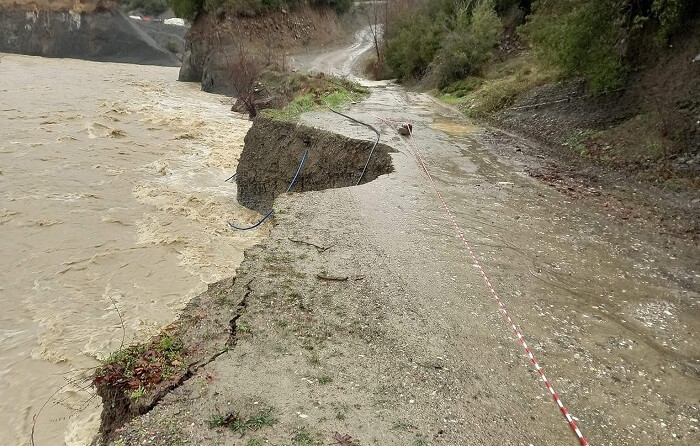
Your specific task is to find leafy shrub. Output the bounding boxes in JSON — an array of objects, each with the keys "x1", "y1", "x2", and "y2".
[
  {"x1": 385, "y1": 14, "x2": 446, "y2": 81},
  {"x1": 311, "y1": 0, "x2": 352, "y2": 14},
  {"x1": 652, "y1": 0, "x2": 695, "y2": 41},
  {"x1": 169, "y1": 0, "x2": 203, "y2": 20},
  {"x1": 521, "y1": 0, "x2": 626, "y2": 93},
  {"x1": 522, "y1": 0, "x2": 697, "y2": 93},
  {"x1": 384, "y1": 0, "x2": 503, "y2": 84},
  {"x1": 434, "y1": 1, "x2": 501, "y2": 88}
]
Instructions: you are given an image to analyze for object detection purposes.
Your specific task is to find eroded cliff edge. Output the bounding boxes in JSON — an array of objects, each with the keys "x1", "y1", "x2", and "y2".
[{"x1": 0, "y1": 0, "x2": 179, "y2": 66}]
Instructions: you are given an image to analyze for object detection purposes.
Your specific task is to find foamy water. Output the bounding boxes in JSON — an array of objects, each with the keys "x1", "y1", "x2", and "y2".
[{"x1": 0, "y1": 54, "x2": 267, "y2": 445}]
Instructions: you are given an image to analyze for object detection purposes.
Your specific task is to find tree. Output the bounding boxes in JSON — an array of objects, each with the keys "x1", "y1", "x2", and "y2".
[
  {"x1": 434, "y1": 0, "x2": 501, "y2": 88},
  {"x1": 365, "y1": 1, "x2": 383, "y2": 62},
  {"x1": 230, "y1": 43, "x2": 264, "y2": 118},
  {"x1": 311, "y1": 0, "x2": 352, "y2": 14},
  {"x1": 169, "y1": 0, "x2": 204, "y2": 20}
]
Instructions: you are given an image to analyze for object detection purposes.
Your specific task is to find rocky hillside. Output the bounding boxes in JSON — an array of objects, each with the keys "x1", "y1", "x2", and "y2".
[{"x1": 0, "y1": 0, "x2": 180, "y2": 66}]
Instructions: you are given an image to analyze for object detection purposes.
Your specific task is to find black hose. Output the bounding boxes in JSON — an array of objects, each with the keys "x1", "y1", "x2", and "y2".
[
  {"x1": 228, "y1": 149, "x2": 309, "y2": 231},
  {"x1": 324, "y1": 104, "x2": 381, "y2": 186}
]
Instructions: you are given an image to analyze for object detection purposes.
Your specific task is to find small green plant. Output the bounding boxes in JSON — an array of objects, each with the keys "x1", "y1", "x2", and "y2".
[
  {"x1": 292, "y1": 427, "x2": 320, "y2": 445},
  {"x1": 414, "y1": 435, "x2": 427, "y2": 446},
  {"x1": 208, "y1": 407, "x2": 277, "y2": 435},
  {"x1": 564, "y1": 130, "x2": 596, "y2": 156},
  {"x1": 317, "y1": 375, "x2": 333, "y2": 385},
  {"x1": 130, "y1": 385, "x2": 146, "y2": 400},
  {"x1": 208, "y1": 413, "x2": 229, "y2": 428},
  {"x1": 245, "y1": 439, "x2": 264, "y2": 446},
  {"x1": 335, "y1": 411, "x2": 346, "y2": 420},
  {"x1": 264, "y1": 93, "x2": 315, "y2": 120},
  {"x1": 94, "y1": 333, "x2": 185, "y2": 399}
]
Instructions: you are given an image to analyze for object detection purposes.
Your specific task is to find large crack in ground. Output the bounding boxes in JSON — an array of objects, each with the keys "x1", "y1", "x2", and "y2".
[{"x1": 93, "y1": 277, "x2": 249, "y2": 445}]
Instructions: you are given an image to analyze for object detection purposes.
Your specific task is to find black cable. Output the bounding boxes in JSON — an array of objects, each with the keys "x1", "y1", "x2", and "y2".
[
  {"x1": 228, "y1": 150, "x2": 309, "y2": 231},
  {"x1": 324, "y1": 104, "x2": 381, "y2": 186}
]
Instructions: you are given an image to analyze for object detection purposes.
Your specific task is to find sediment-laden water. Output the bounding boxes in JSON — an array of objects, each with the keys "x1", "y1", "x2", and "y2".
[{"x1": 0, "y1": 54, "x2": 265, "y2": 445}]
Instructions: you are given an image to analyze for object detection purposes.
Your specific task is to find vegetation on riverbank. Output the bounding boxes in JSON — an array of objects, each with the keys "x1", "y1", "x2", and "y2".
[
  {"x1": 374, "y1": 0, "x2": 699, "y2": 184},
  {"x1": 260, "y1": 72, "x2": 369, "y2": 121},
  {"x1": 93, "y1": 333, "x2": 185, "y2": 400}
]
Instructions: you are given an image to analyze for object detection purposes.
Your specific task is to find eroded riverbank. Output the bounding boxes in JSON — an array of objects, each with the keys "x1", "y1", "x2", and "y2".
[
  {"x1": 0, "y1": 54, "x2": 264, "y2": 445},
  {"x1": 107, "y1": 83, "x2": 699, "y2": 445}
]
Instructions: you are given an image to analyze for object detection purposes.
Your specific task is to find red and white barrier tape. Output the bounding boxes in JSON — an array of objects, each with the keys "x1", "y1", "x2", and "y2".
[{"x1": 389, "y1": 119, "x2": 588, "y2": 446}]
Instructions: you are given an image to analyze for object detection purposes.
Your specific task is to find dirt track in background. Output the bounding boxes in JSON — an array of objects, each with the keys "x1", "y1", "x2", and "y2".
[{"x1": 113, "y1": 27, "x2": 699, "y2": 446}]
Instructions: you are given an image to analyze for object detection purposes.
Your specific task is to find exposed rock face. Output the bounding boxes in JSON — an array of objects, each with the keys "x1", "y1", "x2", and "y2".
[
  {"x1": 236, "y1": 116, "x2": 394, "y2": 213},
  {"x1": 0, "y1": 5, "x2": 180, "y2": 66}
]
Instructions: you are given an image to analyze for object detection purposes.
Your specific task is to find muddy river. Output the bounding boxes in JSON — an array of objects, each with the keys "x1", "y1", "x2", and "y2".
[{"x1": 0, "y1": 55, "x2": 265, "y2": 445}]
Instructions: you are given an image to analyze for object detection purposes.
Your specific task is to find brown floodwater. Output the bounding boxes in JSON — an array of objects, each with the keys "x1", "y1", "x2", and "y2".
[{"x1": 0, "y1": 54, "x2": 265, "y2": 445}]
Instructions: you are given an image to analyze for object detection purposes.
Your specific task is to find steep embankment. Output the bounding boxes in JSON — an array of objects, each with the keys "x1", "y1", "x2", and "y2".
[
  {"x1": 491, "y1": 20, "x2": 700, "y2": 178},
  {"x1": 179, "y1": 6, "x2": 349, "y2": 94},
  {"x1": 236, "y1": 116, "x2": 393, "y2": 213},
  {"x1": 0, "y1": 0, "x2": 180, "y2": 66}
]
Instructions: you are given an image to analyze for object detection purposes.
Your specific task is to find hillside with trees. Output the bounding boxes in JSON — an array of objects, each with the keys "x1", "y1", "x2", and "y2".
[{"x1": 377, "y1": 0, "x2": 699, "y2": 187}]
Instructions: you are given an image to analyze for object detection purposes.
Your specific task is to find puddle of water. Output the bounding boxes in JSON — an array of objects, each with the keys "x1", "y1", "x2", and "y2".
[
  {"x1": 0, "y1": 55, "x2": 264, "y2": 445},
  {"x1": 430, "y1": 120, "x2": 480, "y2": 136}
]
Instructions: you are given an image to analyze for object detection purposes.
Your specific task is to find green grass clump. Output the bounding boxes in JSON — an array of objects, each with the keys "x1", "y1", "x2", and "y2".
[
  {"x1": 264, "y1": 94, "x2": 315, "y2": 120},
  {"x1": 292, "y1": 427, "x2": 322, "y2": 445},
  {"x1": 261, "y1": 72, "x2": 368, "y2": 121},
  {"x1": 208, "y1": 407, "x2": 277, "y2": 435},
  {"x1": 93, "y1": 333, "x2": 185, "y2": 400},
  {"x1": 437, "y1": 54, "x2": 553, "y2": 118},
  {"x1": 317, "y1": 375, "x2": 333, "y2": 384}
]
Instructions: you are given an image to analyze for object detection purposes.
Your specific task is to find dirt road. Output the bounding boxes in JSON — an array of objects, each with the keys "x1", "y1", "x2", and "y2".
[
  {"x1": 114, "y1": 28, "x2": 699, "y2": 445},
  {"x1": 290, "y1": 26, "x2": 376, "y2": 80}
]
